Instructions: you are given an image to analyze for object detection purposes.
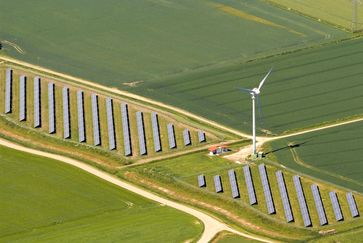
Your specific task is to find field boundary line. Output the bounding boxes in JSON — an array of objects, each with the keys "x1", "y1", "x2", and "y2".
[{"x1": 0, "y1": 137, "x2": 275, "y2": 243}]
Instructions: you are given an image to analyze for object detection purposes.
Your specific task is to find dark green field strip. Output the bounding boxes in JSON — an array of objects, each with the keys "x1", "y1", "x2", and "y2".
[
  {"x1": 0, "y1": 0, "x2": 347, "y2": 85},
  {"x1": 267, "y1": 121, "x2": 363, "y2": 193},
  {"x1": 0, "y1": 145, "x2": 202, "y2": 242},
  {"x1": 130, "y1": 37, "x2": 363, "y2": 134}
]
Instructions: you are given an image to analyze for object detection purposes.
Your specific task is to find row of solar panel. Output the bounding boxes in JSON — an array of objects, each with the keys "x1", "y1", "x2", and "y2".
[
  {"x1": 3, "y1": 70, "x2": 207, "y2": 156},
  {"x1": 198, "y1": 167, "x2": 360, "y2": 226}
]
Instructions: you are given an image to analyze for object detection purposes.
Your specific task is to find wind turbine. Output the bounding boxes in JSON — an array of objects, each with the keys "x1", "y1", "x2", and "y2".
[{"x1": 239, "y1": 68, "x2": 272, "y2": 157}]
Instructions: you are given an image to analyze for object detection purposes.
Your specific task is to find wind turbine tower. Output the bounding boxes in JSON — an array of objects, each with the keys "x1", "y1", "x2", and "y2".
[{"x1": 239, "y1": 69, "x2": 272, "y2": 156}]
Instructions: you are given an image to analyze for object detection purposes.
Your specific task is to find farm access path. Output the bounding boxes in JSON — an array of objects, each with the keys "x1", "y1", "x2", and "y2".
[{"x1": 0, "y1": 137, "x2": 275, "y2": 243}]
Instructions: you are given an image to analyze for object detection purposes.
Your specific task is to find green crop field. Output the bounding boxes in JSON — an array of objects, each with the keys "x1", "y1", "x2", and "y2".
[
  {"x1": 0, "y1": 145, "x2": 203, "y2": 242},
  {"x1": 0, "y1": 0, "x2": 348, "y2": 86},
  {"x1": 266, "y1": 121, "x2": 363, "y2": 193},
  {"x1": 127, "y1": 37, "x2": 363, "y2": 135},
  {"x1": 267, "y1": 0, "x2": 363, "y2": 32}
]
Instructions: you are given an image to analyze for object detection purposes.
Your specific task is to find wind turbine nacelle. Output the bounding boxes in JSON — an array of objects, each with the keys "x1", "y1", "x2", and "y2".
[{"x1": 252, "y1": 88, "x2": 260, "y2": 94}]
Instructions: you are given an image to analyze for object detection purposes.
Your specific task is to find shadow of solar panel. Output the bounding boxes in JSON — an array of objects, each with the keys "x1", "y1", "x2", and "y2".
[
  {"x1": 167, "y1": 123, "x2": 176, "y2": 149},
  {"x1": 121, "y1": 103, "x2": 132, "y2": 156},
  {"x1": 198, "y1": 174, "x2": 206, "y2": 187},
  {"x1": 63, "y1": 87, "x2": 71, "y2": 139},
  {"x1": 214, "y1": 175, "x2": 223, "y2": 193},
  {"x1": 106, "y1": 98, "x2": 116, "y2": 150},
  {"x1": 276, "y1": 170, "x2": 294, "y2": 223},
  {"x1": 243, "y1": 165, "x2": 257, "y2": 205},
  {"x1": 347, "y1": 192, "x2": 359, "y2": 218},
  {"x1": 34, "y1": 76, "x2": 41, "y2": 128},
  {"x1": 183, "y1": 129, "x2": 191, "y2": 146},
  {"x1": 151, "y1": 112, "x2": 161, "y2": 152},
  {"x1": 91, "y1": 94, "x2": 101, "y2": 146},
  {"x1": 77, "y1": 90, "x2": 86, "y2": 142},
  {"x1": 311, "y1": 184, "x2": 328, "y2": 226},
  {"x1": 48, "y1": 83, "x2": 56, "y2": 134},
  {"x1": 198, "y1": 130, "x2": 206, "y2": 143},
  {"x1": 258, "y1": 164, "x2": 275, "y2": 214},
  {"x1": 19, "y1": 75, "x2": 27, "y2": 121},
  {"x1": 293, "y1": 175, "x2": 312, "y2": 227},
  {"x1": 5, "y1": 68, "x2": 13, "y2": 113},
  {"x1": 228, "y1": 169, "x2": 240, "y2": 198},
  {"x1": 329, "y1": 192, "x2": 343, "y2": 221},
  {"x1": 136, "y1": 111, "x2": 147, "y2": 155}
]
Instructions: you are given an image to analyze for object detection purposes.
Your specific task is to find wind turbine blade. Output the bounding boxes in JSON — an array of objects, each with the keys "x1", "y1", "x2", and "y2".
[
  {"x1": 257, "y1": 95, "x2": 264, "y2": 125},
  {"x1": 257, "y1": 68, "x2": 272, "y2": 91},
  {"x1": 238, "y1": 87, "x2": 253, "y2": 94}
]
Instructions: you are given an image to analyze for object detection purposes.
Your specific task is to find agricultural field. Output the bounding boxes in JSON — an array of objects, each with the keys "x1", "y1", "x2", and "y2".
[
  {"x1": 0, "y1": 0, "x2": 348, "y2": 85},
  {"x1": 266, "y1": 121, "x2": 363, "y2": 193},
  {"x1": 128, "y1": 37, "x2": 363, "y2": 134},
  {"x1": 120, "y1": 150, "x2": 363, "y2": 241},
  {"x1": 0, "y1": 145, "x2": 203, "y2": 242},
  {"x1": 267, "y1": 0, "x2": 363, "y2": 31},
  {"x1": 212, "y1": 231, "x2": 261, "y2": 243}
]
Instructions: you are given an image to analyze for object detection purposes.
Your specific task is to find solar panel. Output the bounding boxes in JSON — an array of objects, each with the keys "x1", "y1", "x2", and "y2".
[
  {"x1": 106, "y1": 97, "x2": 116, "y2": 150},
  {"x1": 167, "y1": 123, "x2": 176, "y2": 149},
  {"x1": 48, "y1": 82, "x2": 56, "y2": 134},
  {"x1": 214, "y1": 175, "x2": 223, "y2": 193},
  {"x1": 19, "y1": 75, "x2": 27, "y2": 121},
  {"x1": 198, "y1": 175, "x2": 206, "y2": 187},
  {"x1": 5, "y1": 68, "x2": 13, "y2": 113},
  {"x1": 121, "y1": 103, "x2": 132, "y2": 156},
  {"x1": 91, "y1": 93, "x2": 101, "y2": 146},
  {"x1": 258, "y1": 164, "x2": 275, "y2": 214},
  {"x1": 346, "y1": 192, "x2": 359, "y2": 218},
  {"x1": 77, "y1": 90, "x2": 86, "y2": 142},
  {"x1": 136, "y1": 111, "x2": 147, "y2": 155},
  {"x1": 183, "y1": 129, "x2": 191, "y2": 146},
  {"x1": 198, "y1": 130, "x2": 206, "y2": 143},
  {"x1": 228, "y1": 169, "x2": 240, "y2": 199},
  {"x1": 243, "y1": 165, "x2": 257, "y2": 205},
  {"x1": 311, "y1": 184, "x2": 328, "y2": 226},
  {"x1": 329, "y1": 192, "x2": 343, "y2": 221},
  {"x1": 151, "y1": 112, "x2": 161, "y2": 152},
  {"x1": 293, "y1": 175, "x2": 312, "y2": 227},
  {"x1": 33, "y1": 76, "x2": 41, "y2": 128},
  {"x1": 62, "y1": 87, "x2": 70, "y2": 139},
  {"x1": 276, "y1": 170, "x2": 294, "y2": 223}
]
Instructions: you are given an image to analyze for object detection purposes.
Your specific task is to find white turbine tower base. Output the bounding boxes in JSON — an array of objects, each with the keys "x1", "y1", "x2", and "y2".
[{"x1": 239, "y1": 68, "x2": 272, "y2": 157}]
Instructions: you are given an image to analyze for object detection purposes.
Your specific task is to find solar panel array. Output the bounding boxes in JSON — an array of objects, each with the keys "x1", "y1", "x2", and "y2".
[
  {"x1": 136, "y1": 111, "x2": 147, "y2": 155},
  {"x1": 214, "y1": 175, "x2": 223, "y2": 193},
  {"x1": 19, "y1": 75, "x2": 26, "y2": 121},
  {"x1": 198, "y1": 174, "x2": 206, "y2": 187},
  {"x1": 346, "y1": 192, "x2": 359, "y2": 218},
  {"x1": 5, "y1": 68, "x2": 12, "y2": 113},
  {"x1": 34, "y1": 77, "x2": 41, "y2": 128},
  {"x1": 258, "y1": 164, "x2": 275, "y2": 214},
  {"x1": 198, "y1": 130, "x2": 206, "y2": 143},
  {"x1": 276, "y1": 170, "x2": 294, "y2": 223},
  {"x1": 228, "y1": 169, "x2": 240, "y2": 198},
  {"x1": 293, "y1": 175, "x2": 312, "y2": 227},
  {"x1": 91, "y1": 94, "x2": 101, "y2": 146},
  {"x1": 151, "y1": 112, "x2": 161, "y2": 152},
  {"x1": 329, "y1": 192, "x2": 343, "y2": 221},
  {"x1": 121, "y1": 103, "x2": 132, "y2": 156},
  {"x1": 77, "y1": 90, "x2": 86, "y2": 142},
  {"x1": 183, "y1": 129, "x2": 191, "y2": 146},
  {"x1": 48, "y1": 83, "x2": 56, "y2": 134},
  {"x1": 63, "y1": 87, "x2": 70, "y2": 139},
  {"x1": 106, "y1": 98, "x2": 116, "y2": 150},
  {"x1": 167, "y1": 123, "x2": 176, "y2": 149},
  {"x1": 311, "y1": 184, "x2": 328, "y2": 226},
  {"x1": 243, "y1": 165, "x2": 257, "y2": 205}
]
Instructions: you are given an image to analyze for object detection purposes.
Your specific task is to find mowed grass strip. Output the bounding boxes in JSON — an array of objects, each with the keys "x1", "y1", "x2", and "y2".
[{"x1": 0, "y1": 145, "x2": 203, "y2": 242}]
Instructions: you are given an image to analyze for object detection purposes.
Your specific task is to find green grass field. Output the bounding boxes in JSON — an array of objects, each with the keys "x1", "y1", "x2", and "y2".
[
  {"x1": 0, "y1": 0, "x2": 347, "y2": 85},
  {"x1": 266, "y1": 121, "x2": 363, "y2": 193},
  {"x1": 127, "y1": 37, "x2": 363, "y2": 135},
  {"x1": 212, "y1": 231, "x2": 261, "y2": 243},
  {"x1": 267, "y1": 0, "x2": 363, "y2": 32},
  {"x1": 0, "y1": 145, "x2": 203, "y2": 242}
]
